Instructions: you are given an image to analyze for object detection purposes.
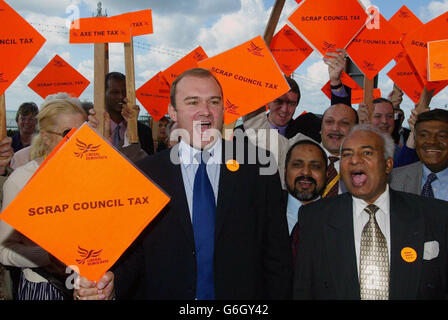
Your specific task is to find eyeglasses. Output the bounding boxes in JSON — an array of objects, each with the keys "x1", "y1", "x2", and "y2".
[{"x1": 46, "y1": 129, "x2": 72, "y2": 138}]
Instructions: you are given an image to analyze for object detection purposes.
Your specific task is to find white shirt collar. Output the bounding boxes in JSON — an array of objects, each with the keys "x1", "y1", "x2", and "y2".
[
  {"x1": 178, "y1": 139, "x2": 222, "y2": 167},
  {"x1": 353, "y1": 184, "x2": 390, "y2": 219}
]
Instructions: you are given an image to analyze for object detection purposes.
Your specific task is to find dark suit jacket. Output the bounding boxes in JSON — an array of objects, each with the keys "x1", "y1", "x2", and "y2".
[
  {"x1": 294, "y1": 189, "x2": 448, "y2": 300},
  {"x1": 137, "y1": 121, "x2": 154, "y2": 155},
  {"x1": 114, "y1": 139, "x2": 292, "y2": 299}
]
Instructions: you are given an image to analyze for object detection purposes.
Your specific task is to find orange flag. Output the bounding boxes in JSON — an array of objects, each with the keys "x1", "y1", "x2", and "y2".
[
  {"x1": 0, "y1": 0, "x2": 46, "y2": 95},
  {"x1": 0, "y1": 123, "x2": 170, "y2": 282},
  {"x1": 269, "y1": 24, "x2": 313, "y2": 76},
  {"x1": 69, "y1": 17, "x2": 131, "y2": 43},
  {"x1": 388, "y1": 5, "x2": 424, "y2": 63},
  {"x1": 428, "y1": 40, "x2": 448, "y2": 82},
  {"x1": 162, "y1": 47, "x2": 208, "y2": 86},
  {"x1": 198, "y1": 35, "x2": 290, "y2": 124},
  {"x1": 351, "y1": 88, "x2": 381, "y2": 104},
  {"x1": 28, "y1": 55, "x2": 90, "y2": 99},
  {"x1": 402, "y1": 11, "x2": 448, "y2": 92},
  {"x1": 346, "y1": 14, "x2": 402, "y2": 80},
  {"x1": 288, "y1": 0, "x2": 368, "y2": 56},
  {"x1": 136, "y1": 72, "x2": 170, "y2": 121}
]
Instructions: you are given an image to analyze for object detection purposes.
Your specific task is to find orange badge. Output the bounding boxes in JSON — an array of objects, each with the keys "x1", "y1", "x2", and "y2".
[
  {"x1": 0, "y1": 123, "x2": 170, "y2": 282},
  {"x1": 346, "y1": 14, "x2": 402, "y2": 80},
  {"x1": 402, "y1": 11, "x2": 448, "y2": 92},
  {"x1": 0, "y1": 0, "x2": 46, "y2": 95},
  {"x1": 69, "y1": 16, "x2": 131, "y2": 43},
  {"x1": 401, "y1": 247, "x2": 417, "y2": 263},
  {"x1": 28, "y1": 54, "x2": 90, "y2": 99},
  {"x1": 388, "y1": 5, "x2": 423, "y2": 63},
  {"x1": 288, "y1": 0, "x2": 368, "y2": 56},
  {"x1": 269, "y1": 24, "x2": 313, "y2": 76},
  {"x1": 428, "y1": 40, "x2": 448, "y2": 82},
  {"x1": 387, "y1": 55, "x2": 425, "y2": 104},
  {"x1": 198, "y1": 35, "x2": 290, "y2": 124},
  {"x1": 114, "y1": 9, "x2": 153, "y2": 37},
  {"x1": 226, "y1": 159, "x2": 240, "y2": 172},
  {"x1": 162, "y1": 46, "x2": 208, "y2": 86},
  {"x1": 136, "y1": 72, "x2": 170, "y2": 121}
]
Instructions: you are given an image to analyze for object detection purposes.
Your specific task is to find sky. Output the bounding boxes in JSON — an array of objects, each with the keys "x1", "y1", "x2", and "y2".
[{"x1": 4, "y1": 0, "x2": 448, "y2": 124}]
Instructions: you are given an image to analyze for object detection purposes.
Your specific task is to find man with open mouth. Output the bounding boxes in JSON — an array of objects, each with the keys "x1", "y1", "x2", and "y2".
[{"x1": 294, "y1": 124, "x2": 448, "y2": 300}]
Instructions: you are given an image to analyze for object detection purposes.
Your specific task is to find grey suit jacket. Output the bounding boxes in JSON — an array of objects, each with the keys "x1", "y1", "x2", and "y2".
[{"x1": 389, "y1": 161, "x2": 423, "y2": 195}]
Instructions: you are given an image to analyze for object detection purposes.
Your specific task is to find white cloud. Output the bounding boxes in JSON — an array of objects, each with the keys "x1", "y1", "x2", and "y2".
[{"x1": 419, "y1": 0, "x2": 448, "y2": 22}]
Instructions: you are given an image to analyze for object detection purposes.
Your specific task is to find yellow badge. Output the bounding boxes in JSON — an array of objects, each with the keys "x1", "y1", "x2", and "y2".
[
  {"x1": 401, "y1": 247, "x2": 417, "y2": 263},
  {"x1": 226, "y1": 159, "x2": 240, "y2": 172}
]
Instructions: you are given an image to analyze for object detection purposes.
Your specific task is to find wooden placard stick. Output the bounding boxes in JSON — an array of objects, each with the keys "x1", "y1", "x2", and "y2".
[
  {"x1": 0, "y1": 94, "x2": 7, "y2": 141},
  {"x1": 94, "y1": 42, "x2": 109, "y2": 139},
  {"x1": 124, "y1": 38, "x2": 139, "y2": 144},
  {"x1": 221, "y1": 0, "x2": 286, "y2": 140},
  {"x1": 416, "y1": 87, "x2": 434, "y2": 113},
  {"x1": 363, "y1": 77, "x2": 374, "y2": 121}
]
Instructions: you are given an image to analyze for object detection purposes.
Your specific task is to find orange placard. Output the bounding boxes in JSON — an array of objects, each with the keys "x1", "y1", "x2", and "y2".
[
  {"x1": 321, "y1": 71, "x2": 362, "y2": 100},
  {"x1": 402, "y1": 11, "x2": 448, "y2": 92},
  {"x1": 288, "y1": 0, "x2": 368, "y2": 56},
  {"x1": 28, "y1": 54, "x2": 90, "y2": 99},
  {"x1": 387, "y1": 55, "x2": 424, "y2": 104},
  {"x1": 136, "y1": 72, "x2": 170, "y2": 121},
  {"x1": 428, "y1": 40, "x2": 448, "y2": 82},
  {"x1": 0, "y1": 0, "x2": 46, "y2": 95},
  {"x1": 351, "y1": 88, "x2": 381, "y2": 104},
  {"x1": 346, "y1": 14, "x2": 402, "y2": 80},
  {"x1": 162, "y1": 46, "x2": 208, "y2": 86},
  {"x1": 69, "y1": 17, "x2": 131, "y2": 43},
  {"x1": 388, "y1": 5, "x2": 424, "y2": 63},
  {"x1": 198, "y1": 35, "x2": 290, "y2": 124},
  {"x1": 0, "y1": 123, "x2": 170, "y2": 282},
  {"x1": 269, "y1": 24, "x2": 313, "y2": 76},
  {"x1": 114, "y1": 9, "x2": 153, "y2": 36}
]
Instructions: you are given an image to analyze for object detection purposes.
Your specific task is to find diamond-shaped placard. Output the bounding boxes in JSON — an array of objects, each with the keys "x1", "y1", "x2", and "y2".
[
  {"x1": 198, "y1": 35, "x2": 290, "y2": 124},
  {"x1": 0, "y1": 123, "x2": 170, "y2": 282},
  {"x1": 269, "y1": 24, "x2": 313, "y2": 76},
  {"x1": 0, "y1": 0, "x2": 46, "y2": 95},
  {"x1": 136, "y1": 71, "x2": 170, "y2": 121},
  {"x1": 28, "y1": 54, "x2": 90, "y2": 99},
  {"x1": 288, "y1": 0, "x2": 368, "y2": 56},
  {"x1": 162, "y1": 46, "x2": 208, "y2": 86},
  {"x1": 346, "y1": 14, "x2": 402, "y2": 80}
]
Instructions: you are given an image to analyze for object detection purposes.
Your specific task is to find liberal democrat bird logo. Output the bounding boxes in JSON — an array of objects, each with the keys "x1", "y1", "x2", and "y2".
[
  {"x1": 76, "y1": 246, "x2": 103, "y2": 264},
  {"x1": 248, "y1": 41, "x2": 264, "y2": 56},
  {"x1": 225, "y1": 99, "x2": 240, "y2": 116},
  {"x1": 74, "y1": 138, "x2": 100, "y2": 158},
  {"x1": 322, "y1": 41, "x2": 336, "y2": 52}
]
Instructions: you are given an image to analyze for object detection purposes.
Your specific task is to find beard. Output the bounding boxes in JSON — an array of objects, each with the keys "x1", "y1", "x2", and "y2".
[{"x1": 287, "y1": 176, "x2": 324, "y2": 202}]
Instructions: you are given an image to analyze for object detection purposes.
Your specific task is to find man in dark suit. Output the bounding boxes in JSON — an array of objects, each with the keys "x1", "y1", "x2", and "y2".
[
  {"x1": 75, "y1": 68, "x2": 292, "y2": 300},
  {"x1": 105, "y1": 72, "x2": 154, "y2": 155},
  {"x1": 294, "y1": 124, "x2": 448, "y2": 299}
]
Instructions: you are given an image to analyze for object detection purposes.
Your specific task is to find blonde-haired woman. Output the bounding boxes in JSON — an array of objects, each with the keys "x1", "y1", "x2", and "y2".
[{"x1": 0, "y1": 96, "x2": 87, "y2": 300}]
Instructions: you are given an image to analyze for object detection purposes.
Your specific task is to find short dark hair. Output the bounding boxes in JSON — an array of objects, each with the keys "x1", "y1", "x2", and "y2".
[
  {"x1": 285, "y1": 139, "x2": 328, "y2": 171},
  {"x1": 16, "y1": 102, "x2": 39, "y2": 122},
  {"x1": 373, "y1": 97, "x2": 393, "y2": 111},
  {"x1": 415, "y1": 108, "x2": 448, "y2": 131},
  {"x1": 105, "y1": 72, "x2": 126, "y2": 91},
  {"x1": 323, "y1": 103, "x2": 359, "y2": 124},
  {"x1": 170, "y1": 68, "x2": 223, "y2": 109},
  {"x1": 285, "y1": 76, "x2": 301, "y2": 104}
]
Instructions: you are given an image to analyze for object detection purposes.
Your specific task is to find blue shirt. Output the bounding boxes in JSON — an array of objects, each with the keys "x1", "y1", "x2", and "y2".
[
  {"x1": 421, "y1": 165, "x2": 448, "y2": 202},
  {"x1": 179, "y1": 140, "x2": 222, "y2": 220}
]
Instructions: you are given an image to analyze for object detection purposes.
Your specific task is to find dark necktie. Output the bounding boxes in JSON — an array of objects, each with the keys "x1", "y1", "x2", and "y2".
[
  {"x1": 113, "y1": 125, "x2": 123, "y2": 147},
  {"x1": 192, "y1": 151, "x2": 216, "y2": 300},
  {"x1": 359, "y1": 204, "x2": 389, "y2": 300},
  {"x1": 324, "y1": 156, "x2": 339, "y2": 197},
  {"x1": 421, "y1": 173, "x2": 437, "y2": 198}
]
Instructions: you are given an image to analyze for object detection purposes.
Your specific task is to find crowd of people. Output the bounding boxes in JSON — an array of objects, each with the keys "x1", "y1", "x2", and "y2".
[{"x1": 0, "y1": 48, "x2": 447, "y2": 301}]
